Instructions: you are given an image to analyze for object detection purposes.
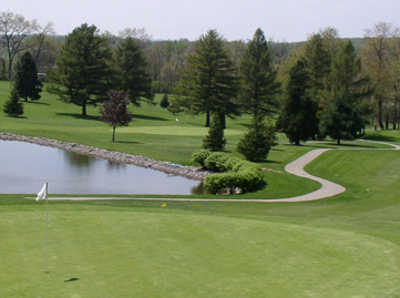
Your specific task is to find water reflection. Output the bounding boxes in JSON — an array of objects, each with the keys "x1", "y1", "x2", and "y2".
[{"x1": 0, "y1": 140, "x2": 200, "y2": 194}]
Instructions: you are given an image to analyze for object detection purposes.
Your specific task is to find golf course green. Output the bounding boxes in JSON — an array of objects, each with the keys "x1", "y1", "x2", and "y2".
[{"x1": 1, "y1": 81, "x2": 400, "y2": 297}]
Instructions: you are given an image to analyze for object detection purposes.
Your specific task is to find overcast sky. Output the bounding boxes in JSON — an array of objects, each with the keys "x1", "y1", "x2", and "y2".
[{"x1": 3, "y1": 0, "x2": 399, "y2": 41}]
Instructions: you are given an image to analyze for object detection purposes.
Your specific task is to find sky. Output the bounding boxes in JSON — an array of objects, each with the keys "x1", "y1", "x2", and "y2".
[{"x1": 3, "y1": 0, "x2": 399, "y2": 41}]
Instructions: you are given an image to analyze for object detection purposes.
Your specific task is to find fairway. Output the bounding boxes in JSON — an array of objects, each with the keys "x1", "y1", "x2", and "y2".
[
  {"x1": 118, "y1": 125, "x2": 243, "y2": 136},
  {"x1": 2, "y1": 205, "x2": 400, "y2": 298}
]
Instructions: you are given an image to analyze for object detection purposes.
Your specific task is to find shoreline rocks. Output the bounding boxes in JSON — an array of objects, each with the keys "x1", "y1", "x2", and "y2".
[{"x1": 0, "y1": 132, "x2": 210, "y2": 181}]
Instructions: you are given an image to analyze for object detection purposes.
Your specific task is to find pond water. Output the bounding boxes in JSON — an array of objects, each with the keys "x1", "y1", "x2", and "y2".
[{"x1": 0, "y1": 140, "x2": 201, "y2": 194}]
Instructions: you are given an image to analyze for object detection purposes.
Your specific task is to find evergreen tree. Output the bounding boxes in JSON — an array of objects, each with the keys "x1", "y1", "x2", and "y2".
[
  {"x1": 178, "y1": 30, "x2": 239, "y2": 128},
  {"x1": 3, "y1": 87, "x2": 23, "y2": 117},
  {"x1": 237, "y1": 28, "x2": 280, "y2": 159},
  {"x1": 319, "y1": 90, "x2": 365, "y2": 145},
  {"x1": 203, "y1": 112, "x2": 226, "y2": 151},
  {"x1": 160, "y1": 93, "x2": 170, "y2": 108},
  {"x1": 237, "y1": 118, "x2": 276, "y2": 161},
  {"x1": 239, "y1": 28, "x2": 280, "y2": 120},
  {"x1": 277, "y1": 59, "x2": 319, "y2": 145},
  {"x1": 14, "y1": 52, "x2": 42, "y2": 102},
  {"x1": 48, "y1": 24, "x2": 113, "y2": 116},
  {"x1": 320, "y1": 41, "x2": 371, "y2": 144},
  {"x1": 100, "y1": 90, "x2": 133, "y2": 143},
  {"x1": 114, "y1": 37, "x2": 153, "y2": 105}
]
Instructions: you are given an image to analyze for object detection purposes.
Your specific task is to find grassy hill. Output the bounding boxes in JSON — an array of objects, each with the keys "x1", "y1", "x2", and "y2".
[{"x1": 2, "y1": 80, "x2": 400, "y2": 297}]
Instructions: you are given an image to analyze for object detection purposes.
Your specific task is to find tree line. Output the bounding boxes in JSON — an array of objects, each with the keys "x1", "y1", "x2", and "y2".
[{"x1": 2, "y1": 11, "x2": 400, "y2": 157}]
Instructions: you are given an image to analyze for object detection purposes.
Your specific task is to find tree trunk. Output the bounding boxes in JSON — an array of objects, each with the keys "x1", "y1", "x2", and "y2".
[
  {"x1": 337, "y1": 138, "x2": 341, "y2": 145},
  {"x1": 205, "y1": 111, "x2": 210, "y2": 127},
  {"x1": 378, "y1": 98, "x2": 384, "y2": 130},
  {"x1": 295, "y1": 138, "x2": 300, "y2": 146},
  {"x1": 82, "y1": 103, "x2": 87, "y2": 116},
  {"x1": 385, "y1": 113, "x2": 390, "y2": 130},
  {"x1": 112, "y1": 126, "x2": 116, "y2": 143}
]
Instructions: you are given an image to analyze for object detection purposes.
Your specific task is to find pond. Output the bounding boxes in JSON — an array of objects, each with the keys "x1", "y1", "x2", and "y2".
[{"x1": 0, "y1": 140, "x2": 201, "y2": 194}]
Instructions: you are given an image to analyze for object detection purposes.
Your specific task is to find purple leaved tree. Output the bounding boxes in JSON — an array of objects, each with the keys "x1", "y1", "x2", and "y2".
[{"x1": 100, "y1": 90, "x2": 133, "y2": 143}]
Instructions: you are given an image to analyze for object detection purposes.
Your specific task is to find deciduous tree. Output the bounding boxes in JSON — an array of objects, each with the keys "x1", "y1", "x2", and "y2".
[
  {"x1": 0, "y1": 12, "x2": 40, "y2": 80},
  {"x1": 100, "y1": 90, "x2": 132, "y2": 143}
]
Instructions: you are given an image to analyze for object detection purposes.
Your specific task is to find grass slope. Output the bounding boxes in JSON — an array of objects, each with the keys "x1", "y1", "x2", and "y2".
[{"x1": 2, "y1": 147, "x2": 400, "y2": 297}]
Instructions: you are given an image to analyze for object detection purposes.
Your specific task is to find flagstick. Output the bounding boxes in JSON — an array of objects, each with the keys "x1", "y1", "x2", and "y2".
[{"x1": 45, "y1": 182, "x2": 49, "y2": 274}]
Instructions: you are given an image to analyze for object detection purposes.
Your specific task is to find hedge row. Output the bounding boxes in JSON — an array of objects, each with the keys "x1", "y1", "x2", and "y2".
[{"x1": 192, "y1": 150, "x2": 265, "y2": 194}]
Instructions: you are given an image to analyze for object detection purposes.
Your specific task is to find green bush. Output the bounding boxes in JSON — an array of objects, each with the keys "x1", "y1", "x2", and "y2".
[
  {"x1": 237, "y1": 122, "x2": 276, "y2": 162},
  {"x1": 204, "y1": 152, "x2": 231, "y2": 172},
  {"x1": 192, "y1": 149, "x2": 211, "y2": 167},
  {"x1": 192, "y1": 150, "x2": 265, "y2": 194}
]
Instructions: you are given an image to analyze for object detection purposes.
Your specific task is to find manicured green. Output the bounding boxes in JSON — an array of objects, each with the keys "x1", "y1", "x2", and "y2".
[{"x1": 2, "y1": 146, "x2": 400, "y2": 297}]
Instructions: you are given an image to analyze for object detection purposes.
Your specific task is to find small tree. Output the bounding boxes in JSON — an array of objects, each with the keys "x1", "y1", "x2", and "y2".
[
  {"x1": 203, "y1": 112, "x2": 226, "y2": 151},
  {"x1": 100, "y1": 91, "x2": 133, "y2": 143},
  {"x1": 237, "y1": 119, "x2": 276, "y2": 161},
  {"x1": 3, "y1": 88, "x2": 23, "y2": 117},
  {"x1": 14, "y1": 52, "x2": 42, "y2": 102},
  {"x1": 160, "y1": 94, "x2": 170, "y2": 108}
]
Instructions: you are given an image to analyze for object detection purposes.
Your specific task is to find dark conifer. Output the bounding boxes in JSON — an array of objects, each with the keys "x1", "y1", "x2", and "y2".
[
  {"x1": 14, "y1": 52, "x2": 42, "y2": 102},
  {"x1": 3, "y1": 87, "x2": 23, "y2": 117}
]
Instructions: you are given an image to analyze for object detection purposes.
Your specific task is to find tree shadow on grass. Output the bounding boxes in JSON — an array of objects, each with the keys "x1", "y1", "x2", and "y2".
[
  {"x1": 132, "y1": 113, "x2": 168, "y2": 121},
  {"x1": 362, "y1": 135, "x2": 399, "y2": 142},
  {"x1": 28, "y1": 101, "x2": 49, "y2": 106},
  {"x1": 56, "y1": 112, "x2": 101, "y2": 121},
  {"x1": 116, "y1": 140, "x2": 143, "y2": 145}
]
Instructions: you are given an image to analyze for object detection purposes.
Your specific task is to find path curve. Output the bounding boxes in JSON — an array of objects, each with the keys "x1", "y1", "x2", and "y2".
[{"x1": 46, "y1": 139, "x2": 400, "y2": 203}]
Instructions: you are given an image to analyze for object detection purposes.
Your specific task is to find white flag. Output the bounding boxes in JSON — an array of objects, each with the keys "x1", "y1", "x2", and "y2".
[{"x1": 36, "y1": 183, "x2": 48, "y2": 202}]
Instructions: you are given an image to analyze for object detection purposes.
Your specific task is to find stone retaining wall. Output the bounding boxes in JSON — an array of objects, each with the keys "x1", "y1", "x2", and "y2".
[{"x1": 0, "y1": 133, "x2": 210, "y2": 181}]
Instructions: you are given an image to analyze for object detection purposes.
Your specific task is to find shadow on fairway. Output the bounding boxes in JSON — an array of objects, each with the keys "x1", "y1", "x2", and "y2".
[
  {"x1": 28, "y1": 101, "x2": 50, "y2": 106},
  {"x1": 116, "y1": 140, "x2": 143, "y2": 144},
  {"x1": 56, "y1": 113, "x2": 101, "y2": 121},
  {"x1": 363, "y1": 135, "x2": 399, "y2": 142},
  {"x1": 132, "y1": 113, "x2": 168, "y2": 121}
]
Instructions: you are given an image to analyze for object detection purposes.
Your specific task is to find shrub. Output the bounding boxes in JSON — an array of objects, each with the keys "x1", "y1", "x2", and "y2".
[
  {"x1": 237, "y1": 122, "x2": 276, "y2": 162},
  {"x1": 193, "y1": 150, "x2": 266, "y2": 194},
  {"x1": 160, "y1": 94, "x2": 169, "y2": 109},
  {"x1": 204, "y1": 152, "x2": 231, "y2": 172},
  {"x1": 192, "y1": 149, "x2": 211, "y2": 167}
]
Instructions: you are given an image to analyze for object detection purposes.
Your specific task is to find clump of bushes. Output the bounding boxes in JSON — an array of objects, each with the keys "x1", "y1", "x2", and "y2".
[{"x1": 192, "y1": 150, "x2": 265, "y2": 194}]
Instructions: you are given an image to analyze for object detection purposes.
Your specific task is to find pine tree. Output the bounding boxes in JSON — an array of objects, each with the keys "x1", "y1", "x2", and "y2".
[
  {"x1": 203, "y1": 112, "x2": 226, "y2": 151},
  {"x1": 319, "y1": 90, "x2": 365, "y2": 145},
  {"x1": 237, "y1": 118, "x2": 276, "y2": 161},
  {"x1": 48, "y1": 24, "x2": 113, "y2": 116},
  {"x1": 14, "y1": 52, "x2": 42, "y2": 102},
  {"x1": 237, "y1": 28, "x2": 280, "y2": 159},
  {"x1": 319, "y1": 41, "x2": 371, "y2": 144},
  {"x1": 239, "y1": 28, "x2": 280, "y2": 120},
  {"x1": 3, "y1": 87, "x2": 23, "y2": 117},
  {"x1": 277, "y1": 59, "x2": 319, "y2": 145},
  {"x1": 178, "y1": 30, "x2": 239, "y2": 128},
  {"x1": 114, "y1": 37, "x2": 153, "y2": 105}
]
